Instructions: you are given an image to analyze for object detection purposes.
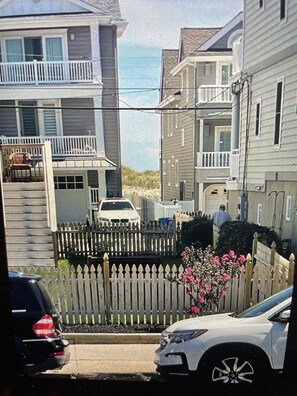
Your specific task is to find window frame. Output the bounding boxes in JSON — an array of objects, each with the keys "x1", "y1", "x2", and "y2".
[
  {"x1": 286, "y1": 196, "x2": 292, "y2": 221},
  {"x1": 16, "y1": 99, "x2": 62, "y2": 137},
  {"x1": 274, "y1": 77, "x2": 285, "y2": 147},
  {"x1": 255, "y1": 98, "x2": 262, "y2": 138},
  {"x1": 280, "y1": 0, "x2": 287, "y2": 21},
  {"x1": 257, "y1": 204, "x2": 262, "y2": 225},
  {"x1": 2, "y1": 29, "x2": 68, "y2": 62},
  {"x1": 54, "y1": 175, "x2": 84, "y2": 190}
]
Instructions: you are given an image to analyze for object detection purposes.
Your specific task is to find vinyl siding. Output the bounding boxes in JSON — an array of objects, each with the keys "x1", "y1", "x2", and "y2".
[
  {"x1": 0, "y1": 101, "x2": 17, "y2": 136},
  {"x1": 243, "y1": 0, "x2": 297, "y2": 71},
  {"x1": 61, "y1": 98, "x2": 95, "y2": 136},
  {"x1": 162, "y1": 65, "x2": 196, "y2": 201},
  {"x1": 99, "y1": 25, "x2": 121, "y2": 197},
  {"x1": 238, "y1": 53, "x2": 297, "y2": 185},
  {"x1": 67, "y1": 27, "x2": 92, "y2": 60}
]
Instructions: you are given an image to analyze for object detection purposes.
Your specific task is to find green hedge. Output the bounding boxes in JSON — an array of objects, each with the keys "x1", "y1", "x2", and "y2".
[
  {"x1": 180, "y1": 215, "x2": 213, "y2": 250},
  {"x1": 215, "y1": 221, "x2": 283, "y2": 257}
]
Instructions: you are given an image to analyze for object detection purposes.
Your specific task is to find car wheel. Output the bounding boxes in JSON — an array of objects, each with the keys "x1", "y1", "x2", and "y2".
[{"x1": 200, "y1": 348, "x2": 264, "y2": 386}]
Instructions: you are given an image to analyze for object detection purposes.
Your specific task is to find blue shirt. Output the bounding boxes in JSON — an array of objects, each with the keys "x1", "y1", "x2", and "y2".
[{"x1": 212, "y1": 210, "x2": 232, "y2": 227}]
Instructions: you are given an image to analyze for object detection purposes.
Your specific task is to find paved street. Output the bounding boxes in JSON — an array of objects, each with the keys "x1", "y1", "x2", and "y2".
[{"x1": 47, "y1": 343, "x2": 159, "y2": 376}]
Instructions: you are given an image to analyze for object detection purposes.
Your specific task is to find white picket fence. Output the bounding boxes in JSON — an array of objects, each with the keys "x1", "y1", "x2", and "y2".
[{"x1": 11, "y1": 249, "x2": 294, "y2": 326}]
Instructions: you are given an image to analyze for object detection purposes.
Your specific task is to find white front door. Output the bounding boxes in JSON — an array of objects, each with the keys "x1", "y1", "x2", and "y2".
[{"x1": 204, "y1": 184, "x2": 227, "y2": 216}]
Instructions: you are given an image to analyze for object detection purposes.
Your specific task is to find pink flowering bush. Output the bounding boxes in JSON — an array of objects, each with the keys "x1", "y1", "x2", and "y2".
[{"x1": 180, "y1": 246, "x2": 245, "y2": 315}]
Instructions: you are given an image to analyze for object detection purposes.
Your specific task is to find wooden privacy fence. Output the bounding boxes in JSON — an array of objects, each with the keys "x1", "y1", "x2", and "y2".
[
  {"x1": 54, "y1": 221, "x2": 182, "y2": 261},
  {"x1": 11, "y1": 251, "x2": 295, "y2": 326}
]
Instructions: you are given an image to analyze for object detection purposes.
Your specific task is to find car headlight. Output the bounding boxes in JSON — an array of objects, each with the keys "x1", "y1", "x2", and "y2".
[
  {"x1": 98, "y1": 217, "x2": 110, "y2": 222},
  {"x1": 160, "y1": 329, "x2": 208, "y2": 348}
]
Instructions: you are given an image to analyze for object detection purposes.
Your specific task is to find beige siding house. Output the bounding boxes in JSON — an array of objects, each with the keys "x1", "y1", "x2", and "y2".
[
  {"x1": 227, "y1": 0, "x2": 297, "y2": 251},
  {"x1": 158, "y1": 13, "x2": 243, "y2": 215}
]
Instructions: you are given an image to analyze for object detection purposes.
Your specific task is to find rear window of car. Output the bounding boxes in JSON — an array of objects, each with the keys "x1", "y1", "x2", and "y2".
[
  {"x1": 101, "y1": 201, "x2": 133, "y2": 211},
  {"x1": 10, "y1": 279, "x2": 53, "y2": 312}
]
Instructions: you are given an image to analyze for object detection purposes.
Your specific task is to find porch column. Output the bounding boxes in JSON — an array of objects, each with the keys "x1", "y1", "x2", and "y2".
[
  {"x1": 98, "y1": 169, "x2": 106, "y2": 198},
  {"x1": 90, "y1": 23, "x2": 102, "y2": 82},
  {"x1": 94, "y1": 95, "x2": 105, "y2": 157},
  {"x1": 198, "y1": 118, "x2": 204, "y2": 166},
  {"x1": 198, "y1": 182, "x2": 204, "y2": 212}
]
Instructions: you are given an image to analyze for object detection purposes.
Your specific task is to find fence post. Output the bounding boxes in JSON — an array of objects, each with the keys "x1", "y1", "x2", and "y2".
[
  {"x1": 245, "y1": 253, "x2": 253, "y2": 309},
  {"x1": 288, "y1": 253, "x2": 295, "y2": 286},
  {"x1": 172, "y1": 215, "x2": 177, "y2": 256},
  {"x1": 252, "y1": 232, "x2": 258, "y2": 265},
  {"x1": 52, "y1": 231, "x2": 58, "y2": 268},
  {"x1": 103, "y1": 253, "x2": 111, "y2": 324},
  {"x1": 270, "y1": 241, "x2": 276, "y2": 266}
]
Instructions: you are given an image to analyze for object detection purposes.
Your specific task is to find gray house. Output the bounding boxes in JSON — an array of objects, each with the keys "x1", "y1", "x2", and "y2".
[
  {"x1": 0, "y1": 0, "x2": 127, "y2": 221},
  {"x1": 227, "y1": 1, "x2": 297, "y2": 252},
  {"x1": 0, "y1": 0, "x2": 127, "y2": 265},
  {"x1": 157, "y1": 13, "x2": 243, "y2": 215}
]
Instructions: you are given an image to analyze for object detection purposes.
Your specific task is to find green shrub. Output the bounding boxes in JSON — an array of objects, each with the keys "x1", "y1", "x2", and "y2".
[
  {"x1": 58, "y1": 259, "x2": 71, "y2": 274},
  {"x1": 180, "y1": 215, "x2": 213, "y2": 250},
  {"x1": 215, "y1": 221, "x2": 283, "y2": 257}
]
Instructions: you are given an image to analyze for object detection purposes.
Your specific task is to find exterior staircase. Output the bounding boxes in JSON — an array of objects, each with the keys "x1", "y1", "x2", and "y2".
[{"x1": 3, "y1": 182, "x2": 55, "y2": 267}]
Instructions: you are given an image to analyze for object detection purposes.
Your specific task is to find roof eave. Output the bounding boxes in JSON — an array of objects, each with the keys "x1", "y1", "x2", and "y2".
[{"x1": 170, "y1": 54, "x2": 233, "y2": 76}]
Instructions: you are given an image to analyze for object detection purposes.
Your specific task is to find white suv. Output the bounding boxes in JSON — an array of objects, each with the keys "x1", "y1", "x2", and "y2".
[
  {"x1": 95, "y1": 198, "x2": 141, "y2": 225},
  {"x1": 155, "y1": 286, "x2": 292, "y2": 386}
]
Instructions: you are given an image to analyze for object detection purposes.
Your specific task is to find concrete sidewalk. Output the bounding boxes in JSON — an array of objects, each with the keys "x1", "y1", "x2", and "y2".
[{"x1": 46, "y1": 334, "x2": 160, "y2": 376}]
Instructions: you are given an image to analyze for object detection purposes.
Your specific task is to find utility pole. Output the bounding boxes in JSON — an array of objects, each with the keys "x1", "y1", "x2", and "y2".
[{"x1": 0, "y1": 173, "x2": 17, "y2": 389}]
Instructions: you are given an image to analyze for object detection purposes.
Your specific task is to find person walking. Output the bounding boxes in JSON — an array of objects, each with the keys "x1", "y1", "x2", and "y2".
[{"x1": 212, "y1": 204, "x2": 232, "y2": 248}]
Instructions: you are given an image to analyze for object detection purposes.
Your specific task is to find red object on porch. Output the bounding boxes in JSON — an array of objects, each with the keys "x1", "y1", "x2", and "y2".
[{"x1": 9, "y1": 152, "x2": 32, "y2": 181}]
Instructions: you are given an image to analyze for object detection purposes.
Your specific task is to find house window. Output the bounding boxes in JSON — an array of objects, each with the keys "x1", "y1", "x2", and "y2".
[
  {"x1": 162, "y1": 160, "x2": 166, "y2": 176},
  {"x1": 186, "y1": 68, "x2": 189, "y2": 102},
  {"x1": 255, "y1": 99, "x2": 261, "y2": 137},
  {"x1": 17, "y1": 99, "x2": 61, "y2": 137},
  {"x1": 181, "y1": 128, "x2": 185, "y2": 147},
  {"x1": 167, "y1": 160, "x2": 171, "y2": 186},
  {"x1": 280, "y1": 0, "x2": 286, "y2": 20},
  {"x1": 175, "y1": 160, "x2": 179, "y2": 187},
  {"x1": 274, "y1": 79, "x2": 284, "y2": 145},
  {"x1": 257, "y1": 204, "x2": 262, "y2": 225},
  {"x1": 4, "y1": 35, "x2": 64, "y2": 63},
  {"x1": 259, "y1": 0, "x2": 263, "y2": 8},
  {"x1": 54, "y1": 176, "x2": 84, "y2": 190},
  {"x1": 286, "y1": 196, "x2": 292, "y2": 221}
]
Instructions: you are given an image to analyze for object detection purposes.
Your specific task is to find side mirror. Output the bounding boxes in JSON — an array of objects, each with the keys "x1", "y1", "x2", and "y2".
[
  {"x1": 279, "y1": 309, "x2": 291, "y2": 322},
  {"x1": 136, "y1": 207, "x2": 141, "y2": 211}
]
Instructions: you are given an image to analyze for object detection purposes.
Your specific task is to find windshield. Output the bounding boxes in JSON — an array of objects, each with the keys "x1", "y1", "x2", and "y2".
[
  {"x1": 236, "y1": 286, "x2": 292, "y2": 318},
  {"x1": 101, "y1": 201, "x2": 134, "y2": 211}
]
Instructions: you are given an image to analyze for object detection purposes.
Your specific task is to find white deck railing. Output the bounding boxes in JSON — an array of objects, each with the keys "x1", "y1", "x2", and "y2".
[
  {"x1": 0, "y1": 136, "x2": 98, "y2": 157},
  {"x1": 197, "y1": 151, "x2": 230, "y2": 168},
  {"x1": 197, "y1": 85, "x2": 232, "y2": 103},
  {"x1": 0, "y1": 60, "x2": 93, "y2": 84}
]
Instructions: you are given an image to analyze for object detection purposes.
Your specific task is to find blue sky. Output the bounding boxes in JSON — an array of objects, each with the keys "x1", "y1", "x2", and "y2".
[{"x1": 118, "y1": 0, "x2": 243, "y2": 171}]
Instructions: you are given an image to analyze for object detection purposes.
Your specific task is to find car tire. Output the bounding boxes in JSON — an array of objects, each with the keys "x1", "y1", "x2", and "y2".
[{"x1": 199, "y1": 347, "x2": 267, "y2": 388}]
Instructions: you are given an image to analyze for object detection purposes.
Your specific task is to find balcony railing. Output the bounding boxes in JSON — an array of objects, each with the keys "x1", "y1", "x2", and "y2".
[
  {"x1": 0, "y1": 136, "x2": 98, "y2": 157},
  {"x1": 0, "y1": 60, "x2": 94, "y2": 85},
  {"x1": 197, "y1": 151, "x2": 230, "y2": 168},
  {"x1": 197, "y1": 85, "x2": 232, "y2": 103}
]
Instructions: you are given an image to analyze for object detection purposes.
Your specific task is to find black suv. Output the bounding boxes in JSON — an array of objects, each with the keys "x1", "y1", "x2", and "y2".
[{"x1": 9, "y1": 271, "x2": 70, "y2": 375}]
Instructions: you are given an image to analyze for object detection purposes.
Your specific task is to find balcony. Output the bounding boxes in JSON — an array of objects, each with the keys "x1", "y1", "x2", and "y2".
[
  {"x1": 197, "y1": 151, "x2": 230, "y2": 168},
  {"x1": 197, "y1": 85, "x2": 232, "y2": 104},
  {"x1": 0, "y1": 136, "x2": 98, "y2": 157},
  {"x1": 0, "y1": 60, "x2": 94, "y2": 85}
]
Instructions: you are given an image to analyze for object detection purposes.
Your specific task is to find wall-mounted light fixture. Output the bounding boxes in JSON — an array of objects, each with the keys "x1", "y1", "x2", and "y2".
[{"x1": 70, "y1": 33, "x2": 76, "y2": 41}]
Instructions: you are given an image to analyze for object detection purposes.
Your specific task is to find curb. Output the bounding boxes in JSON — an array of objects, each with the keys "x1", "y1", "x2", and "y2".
[{"x1": 64, "y1": 333, "x2": 161, "y2": 344}]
